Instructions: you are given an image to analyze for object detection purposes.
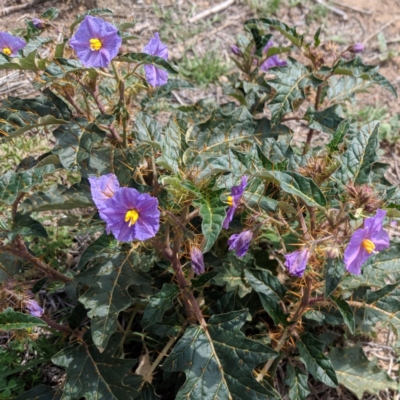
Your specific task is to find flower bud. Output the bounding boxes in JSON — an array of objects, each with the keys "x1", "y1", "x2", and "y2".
[
  {"x1": 325, "y1": 245, "x2": 340, "y2": 259},
  {"x1": 190, "y1": 247, "x2": 205, "y2": 275},
  {"x1": 32, "y1": 18, "x2": 46, "y2": 29},
  {"x1": 350, "y1": 43, "x2": 364, "y2": 53},
  {"x1": 231, "y1": 45, "x2": 241, "y2": 56}
]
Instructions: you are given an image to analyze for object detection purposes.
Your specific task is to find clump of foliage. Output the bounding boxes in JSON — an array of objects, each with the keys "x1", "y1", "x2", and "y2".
[{"x1": 0, "y1": 8, "x2": 399, "y2": 400}]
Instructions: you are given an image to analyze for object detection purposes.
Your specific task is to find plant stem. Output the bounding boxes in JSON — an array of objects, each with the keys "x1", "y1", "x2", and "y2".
[
  {"x1": 304, "y1": 85, "x2": 323, "y2": 154},
  {"x1": 140, "y1": 334, "x2": 179, "y2": 387},
  {"x1": 1, "y1": 236, "x2": 73, "y2": 283}
]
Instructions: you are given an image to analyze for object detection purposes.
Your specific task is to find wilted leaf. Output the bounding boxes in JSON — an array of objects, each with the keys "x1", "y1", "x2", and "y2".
[{"x1": 163, "y1": 309, "x2": 279, "y2": 399}]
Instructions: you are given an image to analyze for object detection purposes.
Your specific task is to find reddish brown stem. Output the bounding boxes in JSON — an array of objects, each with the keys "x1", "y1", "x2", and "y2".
[{"x1": 304, "y1": 85, "x2": 323, "y2": 154}]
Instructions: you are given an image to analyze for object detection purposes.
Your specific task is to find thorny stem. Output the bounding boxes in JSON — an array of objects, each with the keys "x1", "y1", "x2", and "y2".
[
  {"x1": 63, "y1": 89, "x2": 87, "y2": 118},
  {"x1": 140, "y1": 334, "x2": 180, "y2": 388},
  {"x1": 40, "y1": 315, "x2": 80, "y2": 337},
  {"x1": 257, "y1": 277, "x2": 313, "y2": 381},
  {"x1": 118, "y1": 308, "x2": 138, "y2": 355},
  {"x1": 11, "y1": 192, "x2": 24, "y2": 220},
  {"x1": 1, "y1": 236, "x2": 73, "y2": 283},
  {"x1": 304, "y1": 85, "x2": 323, "y2": 154}
]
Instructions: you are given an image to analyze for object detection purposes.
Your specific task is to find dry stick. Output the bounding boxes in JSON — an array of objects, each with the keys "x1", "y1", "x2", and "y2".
[
  {"x1": 1, "y1": 236, "x2": 73, "y2": 283},
  {"x1": 0, "y1": 0, "x2": 45, "y2": 16},
  {"x1": 188, "y1": 0, "x2": 235, "y2": 23},
  {"x1": 329, "y1": 0, "x2": 372, "y2": 15},
  {"x1": 314, "y1": 0, "x2": 348, "y2": 20},
  {"x1": 363, "y1": 17, "x2": 400, "y2": 44}
]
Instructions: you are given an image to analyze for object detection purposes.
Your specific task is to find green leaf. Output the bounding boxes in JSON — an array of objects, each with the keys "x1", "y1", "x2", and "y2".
[
  {"x1": 52, "y1": 119, "x2": 106, "y2": 170},
  {"x1": 133, "y1": 112, "x2": 162, "y2": 142},
  {"x1": 194, "y1": 194, "x2": 226, "y2": 253},
  {"x1": 267, "y1": 58, "x2": 320, "y2": 124},
  {"x1": 163, "y1": 309, "x2": 279, "y2": 400},
  {"x1": 333, "y1": 56, "x2": 397, "y2": 97},
  {"x1": 333, "y1": 121, "x2": 380, "y2": 186},
  {"x1": 0, "y1": 308, "x2": 46, "y2": 330},
  {"x1": 297, "y1": 332, "x2": 338, "y2": 388},
  {"x1": 0, "y1": 165, "x2": 55, "y2": 205},
  {"x1": 15, "y1": 385, "x2": 61, "y2": 400},
  {"x1": 78, "y1": 234, "x2": 116, "y2": 270},
  {"x1": 213, "y1": 253, "x2": 254, "y2": 298},
  {"x1": 285, "y1": 364, "x2": 310, "y2": 400},
  {"x1": 0, "y1": 253, "x2": 22, "y2": 283},
  {"x1": 52, "y1": 333, "x2": 137, "y2": 400},
  {"x1": 11, "y1": 212, "x2": 48, "y2": 238},
  {"x1": 191, "y1": 271, "x2": 219, "y2": 289},
  {"x1": 244, "y1": 268, "x2": 288, "y2": 325},
  {"x1": 77, "y1": 249, "x2": 154, "y2": 350},
  {"x1": 325, "y1": 258, "x2": 345, "y2": 298},
  {"x1": 254, "y1": 171, "x2": 326, "y2": 208},
  {"x1": 331, "y1": 296, "x2": 355, "y2": 334},
  {"x1": 362, "y1": 281, "x2": 400, "y2": 337},
  {"x1": 141, "y1": 283, "x2": 180, "y2": 330},
  {"x1": 329, "y1": 344, "x2": 397, "y2": 398},
  {"x1": 245, "y1": 18, "x2": 303, "y2": 47},
  {"x1": 20, "y1": 182, "x2": 93, "y2": 213},
  {"x1": 327, "y1": 119, "x2": 351, "y2": 153},
  {"x1": 327, "y1": 76, "x2": 371, "y2": 103},
  {"x1": 119, "y1": 53, "x2": 178, "y2": 74},
  {"x1": 306, "y1": 105, "x2": 344, "y2": 135},
  {"x1": 41, "y1": 7, "x2": 59, "y2": 20},
  {"x1": 43, "y1": 58, "x2": 86, "y2": 82}
]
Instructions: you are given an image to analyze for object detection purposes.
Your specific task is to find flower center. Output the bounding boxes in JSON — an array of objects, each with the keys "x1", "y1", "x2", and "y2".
[
  {"x1": 89, "y1": 38, "x2": 102, "y2": 51},
  {"x1": 362, "y1": 239, "x2": 375, "y2": 254},
  {"x1": 125, "y1": 210, "x2": 139, "y2": 227},
  {"x1": 226, "y1": 195, "x2": 234, "y2": 207},
  {"x1": 3, "y1": 48, "x2": 11, "y2": 56}
]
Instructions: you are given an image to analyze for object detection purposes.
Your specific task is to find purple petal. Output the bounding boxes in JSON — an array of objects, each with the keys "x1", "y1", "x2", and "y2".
[
  {"x1": 370, "y1": 228, "x2": 390, "y2": 251},
  {"x1": 344, "y1": 228, "x2": 368, "y2": 275},
  {"x1": 32, "y1": 18, "x2": 46, "y2": 29},
  {"x1": 144, "y1": 65, "x2": 168, "y2": 87},
  {"x1": 364, "y1": 209, "x2": 387, "y2": 236},
  {"x1": 260, "y1": 55, "x2": 287, "y2": 72},
  {"x1": 0, "y1": 32, "x2": 26, "y2": 56},
  {"x1": 228, "y1": 230, "x2": 253, "y2": 257},
  {"x1": 99, "y1": 187, "x2": 160, "y2": 242},
  {"x1": 191, "y1": 247, "x2": 205, "y2": 275},
  {"x1": 351, "y1": 43, "x2": 365, "y2": 53},
  {"x1": 143, "y1": 32, "x2": 168, "y2": 60},
  {"x1": 25, "y1": 300, "x2": 43, "y2": 317},
  {"x1": 284, "y1": 248, "x2": 310, "y2": 277},
  {"x1": 89, "y1": 173, "x2": 120, "y2": 210},
  {"x1": 262, "y1": 40, "x2": 274, "y2": 53},
  {"x1": 222, "y1": 205, "x2": 236, "y2": 229},
  {"x1": 231, "y1": 45, "x2": 241, "y2": 56}
]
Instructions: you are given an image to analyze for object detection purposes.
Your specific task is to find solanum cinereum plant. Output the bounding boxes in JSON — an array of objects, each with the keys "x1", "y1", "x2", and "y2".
[{"x1": 0, "y1": 8, "x2": 399, "y2": 399}]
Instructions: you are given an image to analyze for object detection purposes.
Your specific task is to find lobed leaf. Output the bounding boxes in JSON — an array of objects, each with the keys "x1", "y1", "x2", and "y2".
[{"x1": 0, "y1": 308, "x2": 46, "y2": 330}]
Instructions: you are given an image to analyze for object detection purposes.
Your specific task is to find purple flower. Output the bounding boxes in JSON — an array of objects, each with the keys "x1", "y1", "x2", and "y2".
[
  {"x1": 32, "y1": 18, "x2": 46, "y2": 29},
  {"x1": 344, "y1": 209, "x2": 390, "y2": 275},
  {"x1": 89, "y1": 173, "x2": 120, "y2": 210},
  {"x1": 223, "y1": 176, "x2": 248, "y2": 229},
  {"x1": 351, "y1": 43, "x2": 365, "y2": 54},
  {"x1": 0, "y1": 32, "x2": 26, "y2": 57},
  {"x1": 99, "y1": 187, "x2": 160, "y2": 241},
  {"x1": 69, "y1": 15, "x2": 121, "y2": 68},
  {"x1": 190, "y1": 247, "x2": 205, "y2": 275},
  {"x1": 231, "y1": 45, "x2": 241, "y2": 56},
  {"x1": 284, "y1": 248, "x2": 310, "y2": 277},
  {"x1": 228, "y1": 230, "x2": 253, "y2": 257},
  {"x1": 25, "y1": 300, "x2": 43, "y2": 317},
  {"x1": 143, "y1": 32, "x2": 168, "y2": 87},
  {"x1": 260, "y1": 40, "x2": 287, "y2": 71}
]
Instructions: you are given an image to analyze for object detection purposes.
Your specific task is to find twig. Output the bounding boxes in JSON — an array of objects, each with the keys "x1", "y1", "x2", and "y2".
[
  {"x1": 330, "y1": 0, "x2": 372, "y2": 15},
  {"x1": 11, "y1": 193, "x2": 24, "y2": 220},
  {"x1": 1, "y1": 236, "x2": 73, "y2": 283},
  {"x1": 314, "y1": 0, "x2": 348, "y2": 20},
  {"x1": 188, "y1": 0, "x2": 235, "y2": 23},
  {"x1": 363, "y1": 17, "x2": 400, "y2": 44},
  {"x1": 40, "y1": 315, "x2": 79, "y2": 336},
  {"x1": 0, "y1": 0, "x2": 45, "y2": 16}
]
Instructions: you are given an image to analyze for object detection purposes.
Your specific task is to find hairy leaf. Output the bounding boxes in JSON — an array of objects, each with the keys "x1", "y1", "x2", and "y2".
[
  {"x1": 52, "y1": 333, "x2": 137, "y2": 400},
  {"x1": 141, "y1": 283, "x2": 180, "y2": 330},
  {"x1": 298, "y1": 333, "x2": 338, "y2": 387},
  {"x1": 244, "y1": 268, "x2": 288, "y2": 325},
  {"x1": 331, "y1": 296, "x2": 355, "y2": 334},
  {"x1": 326, "y1": 119, "x2": 351, "y2": 153},
  {"x1": 329, "y1": 345, "x2": 397, "y2": 398},
  {"x1": 306, "y1": 105, "x2": 344, "y2": 135},
  {"x1": 0, "y1": 308, "x2": 46, "y2": 330},
  {"x1": 77, "y1": 249, "x2": 153, "y2": 350},
  {"x1": 163, "y1": 309, "x2": 279, "y2": 399},
  {"x1": 285, "y1": 364, "x2": 310, "y2": 400}
]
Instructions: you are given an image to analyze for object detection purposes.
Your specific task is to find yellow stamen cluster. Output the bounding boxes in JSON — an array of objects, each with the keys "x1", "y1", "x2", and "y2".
[
  {"x1": 226, "y1": 195, "x2": 234, "y2": 207},
  {"x1": 125, "y1": 210, "x2": 139, "y2": 227},
  {"x1": 362, "y1": 239, "x2": 375, "y2": 254},
  {"x1": 3, "y1": 48, "x2": 11, "y2": 56},
  {"x1": 89, "y1": 38, "x2": 102, "y2": 51}
]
